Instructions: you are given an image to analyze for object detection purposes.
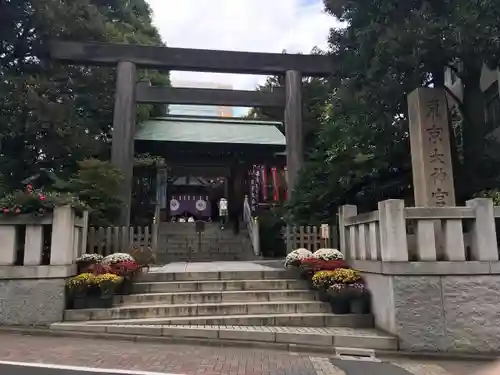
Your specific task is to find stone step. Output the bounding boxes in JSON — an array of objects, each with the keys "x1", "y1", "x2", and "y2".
[
  {"x1": 155, "y1": 255, "x2": 256, "y2": 263},
  {"x1": 115, "y1": 289, "x2": 318, "y2": 305},
  {"x1": 158, "y1": 232, "x2": 249, "y2": 238},
  {"x1": 133, "y1": 279, "x2": 305, "y2": 293},
  {"x1": 61, "y1": 312, "x2": 373, "y2": 327},
  {"x1": 159, "y1": 239, "x2": 251, "y2": 244},
  {"x1": 64, "y1": 301, "x2": 332, "y2": 321},
  {"x1": 157, "y1": 250, "x2": 252, "y2": 255},
  {"x1": 139, "y1": 270, "x2": 292, "y2": 282},
  {"x1": 50, "y1": 323, "x2": 396, "y2": 351}
]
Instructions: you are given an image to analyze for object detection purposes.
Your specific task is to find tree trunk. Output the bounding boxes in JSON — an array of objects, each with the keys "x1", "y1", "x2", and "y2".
[{"x1": 461, "y1": 64, "x2": 487, "y2": 197}]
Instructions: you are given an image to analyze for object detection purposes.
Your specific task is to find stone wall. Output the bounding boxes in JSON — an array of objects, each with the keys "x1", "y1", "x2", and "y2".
[
  {"x1": 0, "y1": 265, "x2": 74, "y2": 326},
  {"x1": 355, "y1": 260, "x2": 500, "y2": 353},
  {"x1": 0, "y1": 279, "x2": 66, "y2": 326}
]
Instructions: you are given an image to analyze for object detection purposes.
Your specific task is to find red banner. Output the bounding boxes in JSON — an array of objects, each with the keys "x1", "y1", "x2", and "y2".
[
  {"x1": 271, "y1": 167, "x2": 279, "y2": 201},
  {"x1": 261, "y1": 165, "x2": 268, "y2": 201},
  {"x1": 283, "y1": 167, "x2": 288, "y2": 200}
]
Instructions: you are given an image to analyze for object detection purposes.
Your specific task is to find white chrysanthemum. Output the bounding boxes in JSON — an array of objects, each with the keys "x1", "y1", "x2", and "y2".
[
  {"x1": 102, "y1": 253, "x2": 135, "y2": 265},
  {"x1": 284, "y1": 248, "x2": 313, "y2": 267},
  {"x1": 312, "y1": 248, "x2": 344, "y2": 261},
  {"x1": 76, "y1": 253, "x2": 104, "y2": 263}
]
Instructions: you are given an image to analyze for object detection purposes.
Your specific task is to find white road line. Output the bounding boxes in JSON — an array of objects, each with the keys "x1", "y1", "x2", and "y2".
[
  {"x1": 309, "y1": 357, "x2": 345, "y2": 375},
  {"x1": 0, "y1": 360, "x2": 184, "y2": 375}
]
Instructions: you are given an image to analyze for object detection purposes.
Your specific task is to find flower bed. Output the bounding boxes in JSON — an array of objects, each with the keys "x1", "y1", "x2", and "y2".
[
  {"x1": 67, "y1": 252, "x2": 142, "y2": 309},
  {"x1": 0, "y1": 184, "x2": 86, "y2": 218},
  {"x1": 285, "y1": 247, "x2": 371, "y2": 315}
]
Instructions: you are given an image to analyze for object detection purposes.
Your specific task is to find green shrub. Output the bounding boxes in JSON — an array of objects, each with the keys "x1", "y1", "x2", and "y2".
[{"x1": 258, "y1": 207, "x2": 286, "y2": 258}]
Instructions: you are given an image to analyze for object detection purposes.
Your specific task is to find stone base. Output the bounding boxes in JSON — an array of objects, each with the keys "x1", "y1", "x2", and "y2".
[
  {"x1": 353, "y1": 260, "x2": 500, "y2": 353},
  {"x1": 0, "y1": 278, "x2": 66, "y2": 326}
]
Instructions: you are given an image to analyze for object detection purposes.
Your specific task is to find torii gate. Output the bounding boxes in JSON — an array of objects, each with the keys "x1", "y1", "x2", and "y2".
[{"x1": 48, "y1": 41, "x2": 332, "y2": 226}]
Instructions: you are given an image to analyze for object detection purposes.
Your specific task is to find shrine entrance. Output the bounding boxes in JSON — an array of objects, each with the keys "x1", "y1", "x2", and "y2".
[
  {"x1": 135, "y1": 115, "x2": 287, "y2": 229},
  {"x1": 47, "y1": 40, "x2": 332, "y2": 227}
]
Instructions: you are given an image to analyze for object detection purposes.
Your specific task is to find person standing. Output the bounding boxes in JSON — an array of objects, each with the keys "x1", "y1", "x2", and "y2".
[{"x1": 218, "y1": 197, "x2": 228, "y2": 229}]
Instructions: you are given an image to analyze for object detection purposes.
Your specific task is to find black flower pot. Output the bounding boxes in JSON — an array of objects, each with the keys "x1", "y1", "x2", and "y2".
[
  {"x1": 116, "y1": 278, "x2": 133, "y2": 295},
  {"x1": 72, "y1": 296, "x2": 87, "y2": 310},
  {"x1": 350, "y1": 295, "x2": 371, "y2": 314},
  {"x1": 86, "y1": 295, "x2": 113, "y2": 309},
  {"x1": 306, "y1": 279, "x2": 314, "y2": 290},
  {"x1": 318, "y1": 290, "x2": 330, "y2": 302},
  {"x1": 329, "y1": 297, "x2": 350, "y2": 314}
]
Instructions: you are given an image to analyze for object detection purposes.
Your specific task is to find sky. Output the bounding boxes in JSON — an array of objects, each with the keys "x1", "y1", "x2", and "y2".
[{"x1": 145, "y1": 0, "x2": 337, "y2": 115}]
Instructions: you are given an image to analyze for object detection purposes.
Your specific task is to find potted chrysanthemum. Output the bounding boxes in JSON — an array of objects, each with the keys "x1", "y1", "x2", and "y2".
[
  {"x1": 349, "y1": 282, "x2": 371, "y2": 314},
  {"x1": 88, "y1": 273, "x2": 123, "y2": 308},
  {"x1": 326, "y1": 283, "x2": 351, "y2": 314},
  {"x1": 66, "y1": 273, "x2": 95, "y2": 309},
  {"x1": 284, "y1": 248, "x2": 313, "y2": 268},
  {"x1": 102, "y1": 253, "x2": 138, "y2": 295}
]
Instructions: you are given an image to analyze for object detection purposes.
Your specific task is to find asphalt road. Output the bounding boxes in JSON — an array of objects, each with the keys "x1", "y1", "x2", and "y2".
[{"x1": 0, "y1": 364, "x2": 176, "y2": 375}]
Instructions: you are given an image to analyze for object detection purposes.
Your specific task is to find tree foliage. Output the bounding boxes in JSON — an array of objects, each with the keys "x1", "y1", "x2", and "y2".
[
  {"x1": 286, "y1": 0, "x2": 500, "y2": 224},
  {"x1": 0, "y1": 0, "x2": 169, "y2": 190},
  {"x1": 54, "y1": 159, "x2": 124, "y2": 226}
]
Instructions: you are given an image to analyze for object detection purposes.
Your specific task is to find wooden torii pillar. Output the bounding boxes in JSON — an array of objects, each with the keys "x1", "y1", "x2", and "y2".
[
  {"x1": 111, "y1": 61, "x2": 137, "y2": 227},
  {"x1": 284, "y1": 70, "x2": 303, "y2": 197}
]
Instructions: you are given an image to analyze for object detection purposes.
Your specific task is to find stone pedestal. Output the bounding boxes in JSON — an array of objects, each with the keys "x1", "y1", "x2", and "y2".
[
  {"x1": 0, "y1": 266, "x2": 74, "y2": 326},
  {"x1": 353, "y1": 260, "x2": 500, "y2": 353},
  {"x1": 0, "y1": 207, "x2": 87, "y2": 326}
]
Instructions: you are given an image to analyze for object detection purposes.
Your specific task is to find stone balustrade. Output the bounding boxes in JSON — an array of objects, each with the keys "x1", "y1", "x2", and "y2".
[
  {"x1": 339, "y1": 198, "x2": 499, "y2": 262},
  {"x1": 338, "y1": 198, "x2": 500, "y2": 353},
  {"x1": 0, "y1": 206, "x2": 88, "y2": 326}
]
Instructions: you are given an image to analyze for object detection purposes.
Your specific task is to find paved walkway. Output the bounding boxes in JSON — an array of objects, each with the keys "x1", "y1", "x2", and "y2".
[
  {"x1": 150, "y1": 261, "x2": 284, "y2": 273},
  {"x1": 0, "y1": 333, "x2": 489, "y2": 375}
]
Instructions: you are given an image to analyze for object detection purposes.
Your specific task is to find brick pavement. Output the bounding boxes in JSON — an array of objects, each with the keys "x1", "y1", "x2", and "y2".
[
  {"x1": 0, "y1": 332, "x2": 491, "y2": 375},
  {"x1": 0, "y1": 333, "x2": 317, "y2": 375}
]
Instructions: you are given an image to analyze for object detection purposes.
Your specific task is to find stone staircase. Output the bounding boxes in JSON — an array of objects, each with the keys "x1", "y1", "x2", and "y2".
[
  {"x1": 51, "y1": 268, "x2": 397, "y2": 352},
  {"x1": 155, "y1": 222, "x2": 256, "y2": 263}
]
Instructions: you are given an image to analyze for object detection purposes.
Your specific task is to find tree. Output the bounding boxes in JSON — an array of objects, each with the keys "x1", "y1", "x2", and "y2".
[
  {"x1": 325, "y1": 0, "x2": 500, "y2": 195},
  {"x1": 0, "y1": 0, "x2": 169, "y2": 189},
  {"x1": 286, "y1": 0, "x2": 500, "y2": 224},
  {"x1": 54, "y1": 159, "x2": 124, "y2": 226}
]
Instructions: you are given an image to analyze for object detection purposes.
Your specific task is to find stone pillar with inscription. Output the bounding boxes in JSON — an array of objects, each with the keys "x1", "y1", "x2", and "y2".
[{"x1": 408, "y1": 87, "x2": 456, "y2": 207}]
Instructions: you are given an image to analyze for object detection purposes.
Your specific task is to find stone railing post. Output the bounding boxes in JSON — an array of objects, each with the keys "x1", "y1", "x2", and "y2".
[
  {"x1": 50, "y1": 205, "x2": 76, "y2": 265},
  {"x1": 378, "y1": 199, "x2": 408, "y2": 261},
  {"x1": 466, "y1": 198, "x2": 498, "y2": 261},
  {"x1": 0, "y1": 225, "x2": 16, "y2": 265},
  {"x1": 338, "y1": 205, "x2": 357, "y2": 260}
]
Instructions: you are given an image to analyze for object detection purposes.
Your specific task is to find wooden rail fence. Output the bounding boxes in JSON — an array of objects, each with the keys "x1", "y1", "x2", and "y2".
[
  {"x1": 87, "y1": 226, "x2": 152, "y2": 256},
  {"x1": 284, "y1": 225, "x2": 338, "y2": 253}
]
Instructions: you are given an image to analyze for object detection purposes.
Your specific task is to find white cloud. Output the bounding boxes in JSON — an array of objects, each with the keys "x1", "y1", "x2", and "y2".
[{"x1": 146, "y1": 0, "x2": 337, "y2": 92}]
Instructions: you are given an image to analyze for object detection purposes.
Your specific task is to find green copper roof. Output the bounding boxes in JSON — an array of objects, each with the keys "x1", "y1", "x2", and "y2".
[{"x1": 135, "y1": 115, "x2": 286, "y2": 146}]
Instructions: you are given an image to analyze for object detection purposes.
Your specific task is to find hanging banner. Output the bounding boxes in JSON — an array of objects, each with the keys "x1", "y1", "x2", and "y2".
[
  {"x1": 261, "y1": 165, "x2": 268, "y2": 201},
  {"x1": 271, "y1": 167, "x2": 279, "y2": 201},
  {"x1": 251, "y1": 165, "x2": 260, "y2": 211}
]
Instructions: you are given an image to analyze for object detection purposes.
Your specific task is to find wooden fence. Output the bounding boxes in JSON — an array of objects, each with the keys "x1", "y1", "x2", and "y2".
[
  {"x1": 86, "y1": 226, "x2": 152, "y2": 256},
  {"x1": 284, "y1": 225, "x2": 338, "y2": 253}
]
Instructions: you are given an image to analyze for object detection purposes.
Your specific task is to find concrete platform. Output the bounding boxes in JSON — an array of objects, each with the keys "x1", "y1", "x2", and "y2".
[
  {"x1": 50, "y1": 323, "x2": 397, "y2": 351},
  {"x1": 149, "y1": 260, "x2": 284, "y2": 273}
]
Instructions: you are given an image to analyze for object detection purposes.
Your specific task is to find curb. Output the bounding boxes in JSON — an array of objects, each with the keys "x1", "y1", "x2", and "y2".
[{"x1": 0, "y1": 326, "x2": 497, "y2": 362}]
